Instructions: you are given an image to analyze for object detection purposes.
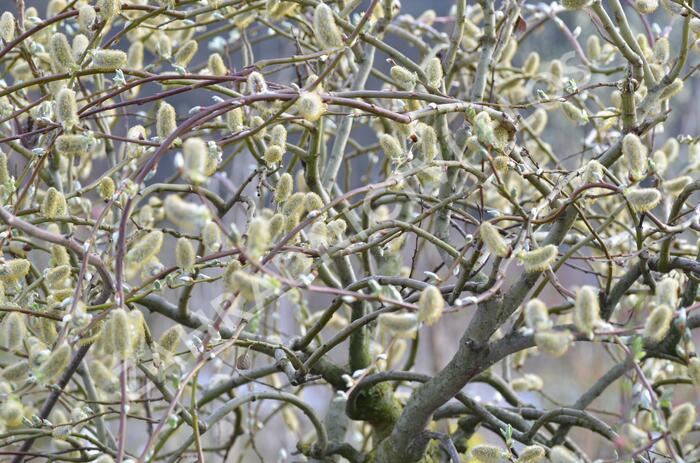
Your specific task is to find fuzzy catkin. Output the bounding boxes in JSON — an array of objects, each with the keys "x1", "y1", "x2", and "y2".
[
  {"x1": 313, "y1": 3, "x2": 343, "y2": 49},
  {"x1": 176, "y1": 238, "x2": 196, "y2": 272},
  {"x1": 128, "y1": 41, "x2": 144, "y2": 70},
  {"x1": 50, "y1": 33, "x2": 76, "y2": 73},
  {"x1": 183, "y1": 137, "x2": 207, "y2": 183},
  {"x1": 535, "y1": 330, "x2": 573, "y2": 357},
  {"x1": 654, "y1": 277, "x2": 679, "y2": 308},
  {"x1": 0, "y1": 11, "x2": 15, "y2": 42},
  {"x1": 379, "y1": 133, "x2": 403, "y2": 160},
  {"x1": 98, "y1": 0, "x2": 121, "y2": 21},
  {"x1": 479, "y1": 222, "x2": 509, "y2": 257},
  {"x1": 247, "y1": 71, "x2": 268, "y2": 94},
  {"x1": 424, "y1": 57, "x2": 443, "y2": 88},
  {"x1": 668, "y1": 402, "x2": 696, "y2": 438},
  {"x1": 622, "y1": 133, "x2": 648, "y2": 180},
  {"x1": 56, "y1": 88, "x2": 78, "y2": 130},
  {"x1": 1, "y1": 312, "x2": 25, "y2": 351},
  {"x1": 0, "y1": 151, "x2": 9, "y2": 185},
  {"x1": 297, "y1": 92, "x2": 325, "y2": 122},
  {"x1": 520, "y1": 245, "x2": 558, "y2": 272},
  {"x1": 574, "y1": 285, "x2": 601, "y2": 335},
  {"x1": 208, "y1": 53, "x2": 227, "y2": 76},
  {"x1": 417, "y1": 285, "x2": 445, "y2": 325},
  {"x1": 524, "y1": 299, "x2": 550, "y2": 331},
  {"x1": 36, "y1": 343, "x2": 71, "y2": 384},
  {"x1": 98, "y1": 176, "x2": 115, "y2": 200},
  {"x1": 92, "y1": 50, "x2": 128, "y2": 69},
  {"x1": 517, "y1": 446, "x2": 545, "y2": 463},
  {"x1": 164, "y1": 194, "x2": 211, "y2": 232},
  {"x1": 549, "y1": 446, "x2": 580, "y2": 463},
  {"x1": 174, "y1": 40, "x2": 198, "y2": 67},
  {"x1": 157, "y1": 103, "x2": 177, "y2": 140},
  {"x1": 470, "y1": 444, "x2": 506, "y2": 463},
  {"x1": 158, "y1": 325, "x2": 184, "y2": 354},
  {"x1": 110, "y1": 308, "x2": 132, "y2": 360},
  {"x1": 41, "y1": 187, "x2": 67, "y2": 219},
  {"x1": 626, "y1": 187, "x2": 661, "y2": 212},
  {"x1": 390, "y1": 66, "x2": 417, "y2": 91},
  {"x1": 687, "y1": 357, "x2": 700, "y2": 387},
  {"x1": 643, "y1": 304, "x2": 672, "y2": 341},
  {"x1": 378, "y1": 312, "x2": 419, "y2": 339},
  {"x1": 55, "y1": 134, "x2": 89, "y2": 156},
  {"x1": 275, "y1": 173, "x2": 293, "y2": 203},
  {"x1": 126, "y1": 231, "x2": 163, "y2": 264},
  {"x1": 202, "y1": 221, "x2": 222, "y2": 252}
]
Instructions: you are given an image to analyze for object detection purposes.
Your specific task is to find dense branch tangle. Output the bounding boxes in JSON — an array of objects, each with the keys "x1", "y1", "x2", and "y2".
[{"x1": 0, "y1": 0, "x2": 699, "y2": 462}]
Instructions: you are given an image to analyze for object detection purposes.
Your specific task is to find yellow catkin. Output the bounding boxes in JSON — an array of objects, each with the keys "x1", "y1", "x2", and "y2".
[
  {"x1": 78, "y1": 5, "x2": 96, "y2": 32},
  {"x1": 687, "y1": 357, "x2": 700, "y2": 388},
  {"x1": 524, "y1": 299, "x2": 550, "y2": 331},
  {"x1": 41, "y1": 187, "x2": 67, "y2": 219},
  {"x1": 470, "y1": 444, "x2": 506, "y2": 463},
  {"x1": 527, "y1": 108, "x2": 548, "y2": 135},
  {"x1": 98, "y1": 0, "x2": 121, "y2": 21},
  {"x1": 425, "y1": 57, "x2": 443, "y2": 88},
  {"x1": 0, "y1": 259, "x2": 29, "y2": 283},
  {"x1": 561, "y1": 101, "x2": 588, "y2": 124},
  {"x1": 378, "y1": 312, "x2": 419, "y2": 339},
  {"x1": 247, "y1": 71, "x2": 268, "y2": 94},
  {"x1": 0, "y1": 398, "x2": 24, "y2": 427},
  {"x1": 1, "y1": 312, "x2": 25, "y2": 351},
  {"x1": 270, "y1": 124, "x2": 287, "y2": 148},
  {"x1": 390, "y1": 65, "x2": 417, "y2": 91},
  {"x1": 418, "y1": 124, "x2": 438, "y2": 162},
  {"x1": 643, "y1": 304, "x2": 673, "y2": 341},
  {"x1": 636, "y1": 0, "x2": 659, "y2": 13},
  {"x1": 275, "y1": 173, "x2": 293, "y2": 203},
  {"x1": 417, "y1": 285, "x2": 445, "y2": 325},
  {"x1": 313, "y1": 3, "x2": 343, "y2": 49},
  {"x1": 517, "y1": 445, "x2": 545, "y2": 463},
  {"x1": 664, "y1": 176, "x2": 692, "y2": 196},
  {"x1": 156, "y1": 33, "x2": 172, "y2": 59},
  {"x1": 202, "y1": 221, "x2": 222, "y2": 252},
  {"x1": 520, "y1": 245, "x2": 558, "y2": 272},
  {"x1": 110, "y1": 308, "x2": 132, "y2": 360},
  {"x1": 97, "y1": 176, "x2": 115, "y2": 201},
  {"x1": 535, "y1": 330, "x2": 573, "y2": 357},
  {"x1": 511, "y1": 373, "x2": 543, "y2": 391},
  {"x1": 90, "y1": 359, "x2": 118, "y2": 392},
  {"x1": 655, "y1": 277, "x2": 679, "y2": 307},
  {"x1": 622, "y1": 133, "x2": 648, "y2": 180},
  {"x1": 668, "y1": 403, "x2": 696, "y2": 439},
  {"x1": 183, "y1": 137, "x2": 207, "y2": 184},
  {"x1": 296, "y1": 92, "x2": 325, "y2": 122},
  {"x1": 522, "y1": 51, "x2": 540, "y2": 75},
  {"x1": 56, "y1": 88, "x2": 78, "y2": 130},
  {"x1": 158, "y1": 325, "x2": 184, "y2": 354},
  {"x1": 0, "y1": 151, "x2": 9, "y2": 185},
  {"x1": 126, "y1": 231, "x2": 163, "y2": 264},
  {"x1": 174, "y1": 39, "x2": 198, "y2": 67},
  {"x1": 304, "y1": 192, "x2": 324, "y2": 213},
  {"x1": 157, "y1": 103, "x2": 177, "y2": 140},
  {"x1": 626, "y1": 187, "x2": 661, "y2": 212},
  {"x1": 379, "y1": 133, "x2": 403, "y2": 160},
  {"x1": 0, "y1": 11, "x2": 15, "y2": 42},
  {"x1": 128, "y1": 41, "x2": 144, "y2": 70},
  {"x1": 562, "y1": 0, "x2": 591, "y2": 9},
  {"x1": 55, "y1": 134, "x2": 88, "y2": 156},
  {"x1": 574, "y1": 285, "x2": 601, "y2": 335},
  {"x1": 46, "y1": 265, "x2": 71, "y2": 288},
  {"x1": 50, "y1": 33, "x2": 76, "y2": 73},
  {"x1": 479, "y1": 222, "x2": 509, "y2": 257},
  {"x1": 92, "y1": 50, "x2": 128, "y2": 69},
  {"x1": 164, "y1": 194, "x2": 211, "y2": 232},
  {"x1": 587, "y1": 35, "x2": 601, "y2": 61},
  {"x1": 227, "y1": 107, "x2": 244, "y2": 132},
  {"x1": 2, "y1": 360, "x2": 29, "y2": 383},
  {"x1": 36, "y1": 343, "x2": 71, "y2": 384},
  {"x1": 227, "y1": 270, "x2": 261, "y2": 301},
  {"x1": 73, "y1": 34, "x2": 89, "y2": 61},
  {"x1": 175, "y1": 238, "x2": 196, "y2": 272},
  {"x1": 659, "y1": 78, "x2": 683, "y2": 100},
  {"x1": 549, "y1": 446, "x2": 580, "y2": 463},
  {"x1": 264, "y1": 145, "x2": 285, "y2": 166},
  {"x1": 208, "y1": 53, "x2": 227, "y2": 76}
]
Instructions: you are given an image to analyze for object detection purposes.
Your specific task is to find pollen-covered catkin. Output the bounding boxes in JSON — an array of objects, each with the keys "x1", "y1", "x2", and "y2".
[
  {"x1": 622, "y1": 133, "x2": 648, "y2": 180},
  {"x1": 418, "y1": 285, "x2": 444, "y2": 325},
  {"x1": 208, "y1": 53, "x2": 227, "y2": 76},
  {"x1": 378, "y1": 312, "x2": 419, "y2": 338},
  {"x1": 425, "y1": 57, "x2": 443, "y2": 88},
  {"x1": 520, "y1": 244, "x2": 558, "y2": 272},
  {"x1": 176, "y1": 238, "x2": 196, "y2": 273},
  {"x1": 78, "y1": 5, "x2": 96, "y2": 32},
  {"x1": 479, "y1": 222, "x2": 509, "y2": 257},
  {"x1": 390, "y1": 65, "x2": 418, "y2": 91},
  {"x1": 36, "y1": 343, "x2": 71, "y2": 384},
  {"x1": 98, "y1": 0, "x2": 121, "y2": 21},
  {"x1": 247, "y1": 71, "x2": 268, "y2": 94},
  {"x1": 183, "y1": 137, "x2": 207, "y2": 184},
  {"x1": 157, "y1": 103, "x2": 177, "y2": 140},
  {"x1": 2, "y1": 360, "x2": 29, "y2": 382},
  {"x1": 227, "y1": 107, "x2": 244, "y2": 132},
  {"x1": 636, "y1": 0, "x2": 659, "y2": 13},
  {"x1": 668, "y1": 403, "x2": 696, "y2": 439},
  {"x1": 158, "y1": 325, "x2": 184, "y2": 354},
  {"x1": 98, "y1": 176, "x2": 115, "y2": 200},
  {"x1": 174, "y1": 40, "x2": 198, "y2": 67},
  {"x1": 264, "y1": 145, "x2": 285, "y2": 166},
  {"x1": 56, "y1": 88, "x2": 78, "y2": 130},
  {"x1": 643, "y1": 304, "x2": 673, "y2": 341},
  {"x1": 470, "y1": 444, "x2": 506, "y2": 463},
  {"x1": 379, "y1": 133, "x2": 403, "y2": 160},
  {"x1": 164, "y1": 194, "x2": 211, "y2": 232},
  {"x1": 92, "y1": 50, "x2": 128, "y2": 69},
  {"x1": 574, "y1": 285, "x2": 601, "y2": 335},
  {"x1": 46, "y1": 265, "x2": 71, "y2": 289},
  {"x1": 0, "y1": 11, "x2": 15, "y2": 42},
  {"x1": 1, "y1": 312, "x2": 25, "y2": 351},
  {"x1": 275, "y1": 173, "x2": 293, "y2": 203},
  {"x1": 524, "y1": 299, "x2": 550, "y2": 331},
  {"x1": 535, "y1": 330, "x2": 573, "y2": 357},
  {"x1": 0, "y1": 259, "x2": 30, "y2": 282},
  {"x1": 517, "y1": 446, "x2": 545, "y2": 463},
  {"x1": 687, "y1": 357, "x2": 700, "y2": 387},
  {"x1": 50, "y1": 33, "x2": 76, "y2": 73},
  {"x1": 313, "y1": 3, "x2": 343, "y2": 49},
  {"x1": 41, "y1": 187, "x2": 67, "y2": 219},
  {"x1": 664, "y1": 176, "x2": 692, "y2": 196},
  {"x1": 659, "y1": 78, "x2": 683, "y2": 100},
  {"x1": 626, "y1": 187, "x2": 661, "y2": 212},
  {"x1": 126, "y1": 231, "x2": 164, "y2": 264},
  {"x1": 202, "y1": 221, "x2": 222, "y2": 252},
  {"x1": 55, "y1": 134, "x2": 89, "y2": 156},
  {"x1": 297, "y1": 92, "x2": 325, "y2": 122}
]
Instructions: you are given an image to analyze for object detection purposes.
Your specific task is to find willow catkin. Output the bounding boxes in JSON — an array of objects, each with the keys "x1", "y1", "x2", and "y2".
[
  {"x1": 270, "y1": 124, "x2": 287, "y2": 148},
  {"x1": 659, "y1": 78, "x2": 683, "y2": 100},
  {"x1": 313, "y1": 3, "x2": 343, "y2": 49},
  {"x1": 264, "y1": 145, "x2": 285, "y2": 166},
  {"x1": 56, "y1": 88, "x2": 78, "y2": 130},
  {"x1": 561, "y1": 101, "x2": 588, "y2": 124},
  {"x1": 622, "y1": 133, "x2": 648, "y2": 180},
  {"x1": 1, "y1": 312, "x2": 25, "y2": 351},
  {"x1": 126, "y1": 231, "x2": 163, "y2": 265},
  {"x1": 535, "y1": 330, "x2": 573, "y2": 357},
  {"x1": 562, "y1": 0, "x2": 592, "y2": 8},
  {"x1": 2, "y1": 360, "x2": 29, "y2": 383},
  {"x1": 517, "y1": 446, "x2": 545, "y2": 463},
  {"x1": 90, "y1": 360, "x2": 118, "y2": 393},
  {"x1": 520, "y1": 245, "x2": 558, "y2": 272},
  {"x1": 78, "y1": 5, "x2": 96, "y2": 32},
  {"x1": 655, "y1": 277, "x2": 679, "y2": 307},
  {"x1": 46, "y1": 265, "x2": 71, "y2": 289},
  {"x1": 227, "y1": 270, "x2": 261, "y2": 301},
  {"x1": 390, "y1": 65, "x2": 417, "y2": 91},
  {"x1": 664, "y1": 176, "x2": 692, "y2": 196},
  {"x1": 72, "y1": 34, "x2": 89, "y2": 61},
  {"x1": 128, "y1": 41, "x2": 144, "y2": 70},
  {"x1": 157, "y1": 103, "x2": 177, "y2": 140},
  {"x1": 626, "y1": 187, "x2": 661, "y2": 212},
  {"x1": 50, "y1": 33, "x2": 76, "y2": 73},
  {"x1": 636, "y1": 0, "x2": 659, "y2": 13},
  {"x1": 296, "y1": 92, "x2": 325, "y2": 122},
  {"x1": 174, "y1": 39, "x2": 198, "y2": 67},
  {"x1": 164, "y1": 194, "x2": 211, "y2": 232},
  {"x1": 156, "y1": 33, "x2": 172, "y2": 59},
  {"x1": 92, "y1": 50, "x2": 128, "y2": 69},
  {"x1": 526, "y1": 108, "x2": 548, "y2": 135},
  {"x1": 208, "y1": 53, "x2": 227, "y2": 76},
  {"x1": 378, "y1": 312, "x2": 419, "y2": 339},
  {"x1": 418, "y1": 124, "x2": 438, "y2": 162},
  {"x1": 41, "y1": 188, "x2": 67, "y2": 219},
  {"x1": 574, "y1": 285, "x2": 601, "y2": 335},
  {"x1": 110, "y1": 308, "x2": 132, "y2": 360},
  {"x1": 479, "y1": 222, "x2": 509, "y2": 257},
  {"x1": 275, "y1": 173, "x2": 293, "y2": 203},
  {"x1": 0, "y1": 11, "x2": 15, "y2": 42},
  {"x1": 55, "y1": 134, "x2": 89, "y2": 156},
  {"x1": 522, "y1": 51, "x2": 540, "y2": 75},
  {"x1": 424, "y1": 57, "x2": 443, "y2": 88},
  {"x1": 643, "y1": 304, "x2": 673, "y2": 341},
  {"x1": 247, "y1": 71, "x2": 267, "y2": 94},
  {"x1": 175, "y1": 238, "x2": 196, "y2": 273},
  {"x1": 158, "y1": 325, "x2": 184, "y2": 354},
  {"x1": 183, "y1": 137, "x2": 207, "y2": 183},
  {"x1": 379, "y1": 133, "x2": 403, "y2": 160},
  {"x1": 97, "y1": 176, "x2": 115, "y2": 200},
  {"x1": 470, "y1": 444, "x2": 506, "y2": 463},
  {"x1": 0, "y1": 398, "x2": 24, "y2": 427},
  {"x1": 202, "y1": 221, "x2": 222, "y2": 252},
  {"x1": 0, "y1": 151, "x2": 9, "y2": 185},
  {"x1": 36, "y1": 343, "x2": 71, "y2": 384},
  {"x1": 227, "y1": 107, "x2": 244, "y2": 132},
  {"x1": 417, "y1": 285, "x2": 445, "y2": 325},
  {"x1": 524, "y1": 299, "x2": 550, "y2": 331},
  {"x1": 687, "y1": 357, "x2": 700, "y2": 387},
  {"x1": 668, "y1": 402, "x2": 696, "y2": 439},
  {"x1": 511, "y1": 373, "x2": 543, "y2": 391},
  {"x1": 98, "y1": 0, "x2": 121, "y2": 21}
]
